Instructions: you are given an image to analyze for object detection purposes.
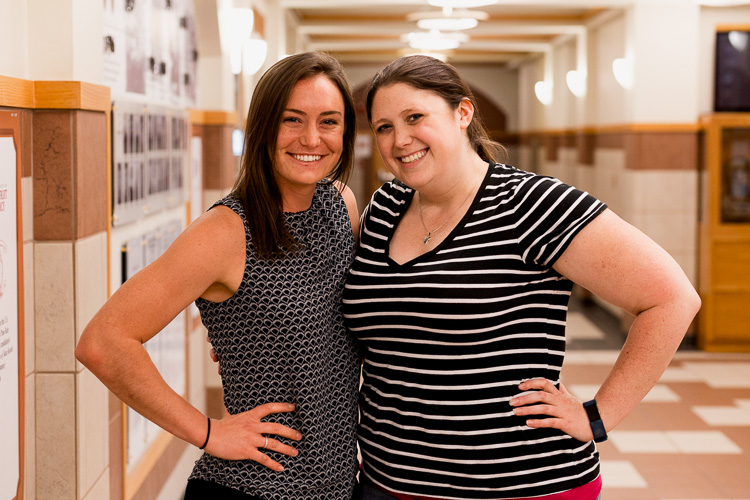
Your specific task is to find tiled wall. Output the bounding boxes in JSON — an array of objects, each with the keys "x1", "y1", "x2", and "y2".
[
  {"x1": 31, "y1": 108, "x2": 110, "y2": 500},
  {"x1": 518, "y1": 129, "x2": 700, "y2": 336}
]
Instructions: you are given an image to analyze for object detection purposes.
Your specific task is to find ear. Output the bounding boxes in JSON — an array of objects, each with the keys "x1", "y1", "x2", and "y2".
[{"x1": 457, "y1": 98, "x2": 475, "y2": 130}]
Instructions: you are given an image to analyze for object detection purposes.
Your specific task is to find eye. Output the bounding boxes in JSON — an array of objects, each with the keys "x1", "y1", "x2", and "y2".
[
  {"x1": 321, "y1": 118, "x2": 340, "y2": 126},
  {"x1": 375, "y1": 123, "x2": 391, "y2": 134},
  {"x1": 282, "y1": 116, "x2": 302, "y2": 124},
  {"x1": 406, "y1": 113, "x2": 423, "y2": 123}
]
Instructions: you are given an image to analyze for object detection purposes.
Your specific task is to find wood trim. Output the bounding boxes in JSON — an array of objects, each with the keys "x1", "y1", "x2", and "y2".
[
  {"x1": 0, "y1": 76, "x2": 35, "y2": 109},
  {"x1": 519, "y1": 123, "x2": 703, "y2": 136},
  {"x1": 0, "y1": 76, "x2": 110, "y2": 112},
  {"x1": 34, "y1": 81, "x2": 110, "y2": 112},
  {"x1": 188, "y1": 109, "x2": 238, "y2": 126},
  {"x1": 716, "y1": 24, "x2": 750, "y2": 33},
  {"x1": 124, "y1": 429, "x2": 173, "y2": 500}
]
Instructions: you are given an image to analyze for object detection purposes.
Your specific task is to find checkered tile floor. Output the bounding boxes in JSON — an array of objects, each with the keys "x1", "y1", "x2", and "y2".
[{"x1": 565, "y1": 311, "x2": 750, "y2": 500}]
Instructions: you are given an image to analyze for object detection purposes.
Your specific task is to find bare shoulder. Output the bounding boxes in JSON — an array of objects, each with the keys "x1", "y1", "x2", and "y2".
[{"x1": 333, "y1": 181, "x2": 360, "y2": 238}]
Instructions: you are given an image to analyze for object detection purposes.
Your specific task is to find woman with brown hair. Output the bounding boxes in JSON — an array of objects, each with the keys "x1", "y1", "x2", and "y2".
[
  {"x1": 77, "y1": 52, "x2": 362, "y2": 499},
  {"x1": 344, "y1": 54, "x2": 700, "y2": 500}
]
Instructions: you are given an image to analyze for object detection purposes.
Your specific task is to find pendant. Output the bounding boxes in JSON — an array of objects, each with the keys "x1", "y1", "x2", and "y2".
[{"x1": 423, "y1": 233, "x2": 431, "y2": 245}]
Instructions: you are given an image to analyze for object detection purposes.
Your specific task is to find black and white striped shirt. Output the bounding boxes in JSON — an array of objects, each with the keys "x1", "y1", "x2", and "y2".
[{"x1": 343, "y1": 163, "x2": 607, "y2": 499}]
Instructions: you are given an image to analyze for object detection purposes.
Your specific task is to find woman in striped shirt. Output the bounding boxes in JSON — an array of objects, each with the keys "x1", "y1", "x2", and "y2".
[{"x1": 342, "y1": 55, "x2": 700, "y2": 500}]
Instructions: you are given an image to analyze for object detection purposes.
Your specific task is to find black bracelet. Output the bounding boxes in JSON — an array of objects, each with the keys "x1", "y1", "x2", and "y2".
[
  {"x1": 583, "y1": 399, "x2": 608, "y2": 443},
  {"x1": 199, "y1": 417, "x2": 211, "y2": 450}
]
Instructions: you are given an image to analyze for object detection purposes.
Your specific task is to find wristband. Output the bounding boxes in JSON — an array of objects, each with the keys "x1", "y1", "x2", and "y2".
[
  {"x1": 583, "y1": 399, "x2": 608, "y2": 443},
  {"x1": 199, "y1": 417, "x2": 211, "y2": 450}
]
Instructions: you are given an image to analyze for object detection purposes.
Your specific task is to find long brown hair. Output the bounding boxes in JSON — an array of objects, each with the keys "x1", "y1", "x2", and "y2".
[
  {"x1": 232, "y1": 52, "x2": 356, "y2": 259},
  {"x1": 365, "y1": 55, "x2": 505, "y2": 164}
]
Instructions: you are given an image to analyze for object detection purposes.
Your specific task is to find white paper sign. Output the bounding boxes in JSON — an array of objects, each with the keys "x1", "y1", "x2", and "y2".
[{"x1": 0, "y1": 136, "x2": 20, "y2": 499}]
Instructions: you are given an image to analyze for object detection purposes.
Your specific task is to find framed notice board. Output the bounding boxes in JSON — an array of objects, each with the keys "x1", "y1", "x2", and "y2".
[{"x1": 0, "y1": 110, "x2": 25, "y2": 500}]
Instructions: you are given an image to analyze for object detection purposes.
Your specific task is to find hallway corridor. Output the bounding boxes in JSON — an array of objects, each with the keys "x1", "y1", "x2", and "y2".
[{"x1": 565, "y1": 310, "x2": 750, "y2": 500}]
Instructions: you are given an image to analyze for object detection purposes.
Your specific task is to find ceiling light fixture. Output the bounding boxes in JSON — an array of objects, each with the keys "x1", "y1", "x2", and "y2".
[
  {"x1": 428, "y1": 0, "x2": 498, "y2": 8},
  {"x1": 401, "y1": 30, "x2": 468, "y2": 51},
  {"x1": 407, "y1": 9, "x2": 488, "y2": 31}
]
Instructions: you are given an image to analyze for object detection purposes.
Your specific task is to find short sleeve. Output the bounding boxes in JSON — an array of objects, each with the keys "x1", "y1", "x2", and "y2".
[{"x1": 511, "y1": 174, "x2": 607, "y2": 267}]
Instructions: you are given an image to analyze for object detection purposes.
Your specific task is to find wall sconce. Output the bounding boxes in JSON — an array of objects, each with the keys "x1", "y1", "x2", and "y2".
[
  {"x1": 220, "y1": 8, "x2": 254, "y2": 75},
  {"x1": 566, "y1": 70, "x2": 587, "y2": 97},
  {"x1": 612, "y1": 57, "x2": 633, "y2": 89},
  {"x1": 534, "y1": 81, "x2": 553, "y2": 106},
  {"x1": 243, "y1": 37, "x2": 268, "y2": 76}
]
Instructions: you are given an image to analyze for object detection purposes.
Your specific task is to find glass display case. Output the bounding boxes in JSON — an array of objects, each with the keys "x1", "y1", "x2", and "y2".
[
  {"x1": 699, "y1": 114, "x2": 750, "y2": 351},
  {"x1": 720, "y1": 127, "x2": 750, "y2": 223}
]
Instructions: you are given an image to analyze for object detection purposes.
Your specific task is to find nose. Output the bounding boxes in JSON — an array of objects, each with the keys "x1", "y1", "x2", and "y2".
[
  {"x1": 300, "y1": 123, "x2": 320, "y2": 148},
  {"x1": 393, "y1": 124, "x2": 412, "y2": 149}
]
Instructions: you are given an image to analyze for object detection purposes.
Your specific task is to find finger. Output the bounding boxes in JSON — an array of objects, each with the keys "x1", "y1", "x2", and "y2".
[
  {"x1": 263, "y1": 436, "x2": 299, "y2": 457},
  {"x1": 253, "y1": 402, "x2": 296, "y2": 419},
  {"x1": 513, "y1": 403, "x2": 558, "y2": 417},
  {"x1": 525, "y1": 417, "x2": 563, "y2": 430},
  {"x1": 209, "y1": 348, "x2": 219, "y2": 363},
  {"x1": 258, "y1": 422, "x2": 303, "y2": 442},
  {"x1": 518, "y1": 378, "x2": 558, "y2": 392},
  {"x1": 510, "y1": 390, "x2": 552, "y2": 408},
  {"x1": 558, "y1": 382, "x2": 571, "y2": 395},
  {"x1": 251, "y1": 450, "x2": 285, "y2": 472}
]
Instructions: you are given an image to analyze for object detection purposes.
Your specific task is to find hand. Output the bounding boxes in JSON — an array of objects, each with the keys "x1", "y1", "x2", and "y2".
[
  {"x1": 509, "y1": 379, "x2": 594, "y2": 442},
  {"x1": 204, "y1": 403, "x2": 302, "y2": 471},
  {"x1": 207, "y1": 335, "x2": 220, "y2": 375}
]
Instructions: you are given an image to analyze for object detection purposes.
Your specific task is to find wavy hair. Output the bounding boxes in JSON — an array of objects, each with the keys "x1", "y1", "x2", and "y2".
[
  {"x1": 366, "y1": 55, "x2": 505, "y2": 164},
  {"x1": 232, "y1": 52, "x2": 356, "y2": 259}
]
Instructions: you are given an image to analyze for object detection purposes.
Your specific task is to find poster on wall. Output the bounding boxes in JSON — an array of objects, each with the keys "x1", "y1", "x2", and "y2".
[{"x1": 0, "y1": 135, "x2": 20, "y2": 499}]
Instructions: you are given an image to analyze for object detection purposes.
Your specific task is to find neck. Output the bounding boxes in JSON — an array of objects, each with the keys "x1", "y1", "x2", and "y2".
[
  {"x1": 418, "y1": 154, "x2": 487, "y2": 208},
  {"x1": 280, "y1": 184, "x2": 316, "y2": 213}
]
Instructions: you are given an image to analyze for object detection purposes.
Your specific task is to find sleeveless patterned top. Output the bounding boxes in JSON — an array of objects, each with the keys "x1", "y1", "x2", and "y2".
[{"x1": 189, "y1": 183, "x2": 360, "y2": 499}]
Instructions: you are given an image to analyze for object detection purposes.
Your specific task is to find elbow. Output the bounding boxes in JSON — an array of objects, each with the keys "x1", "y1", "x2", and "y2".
[{"x1": 75, "y1": 325, "x2": 104, "y2": 370}]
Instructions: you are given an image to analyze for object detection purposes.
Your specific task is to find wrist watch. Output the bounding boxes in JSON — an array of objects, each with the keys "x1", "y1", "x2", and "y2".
[{"x1": 583, "y1": 399, "x2": 608, "y2": 443}]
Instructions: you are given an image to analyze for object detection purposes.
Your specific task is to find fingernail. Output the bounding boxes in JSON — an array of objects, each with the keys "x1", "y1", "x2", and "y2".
[
  {"x1": 296, "y1": 432, "x2": 302, "y2": 440},
  {"x1": 278, "y1": 466, "x2": 284, "y2": 472},
  {"x1": 509, "y1": 399, "x2": 517, "y2": 406},
  {"x1": 288, "y1": 404, "x2": 295, "y2": 410}
]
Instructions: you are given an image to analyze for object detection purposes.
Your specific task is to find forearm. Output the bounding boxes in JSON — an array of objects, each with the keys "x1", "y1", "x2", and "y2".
[
  {"x1": 594, "y1": 297, "x2": 697, "y2": 432},
  {"x1": 77, "y1": 333, "x2": 207, "y2": 448}
]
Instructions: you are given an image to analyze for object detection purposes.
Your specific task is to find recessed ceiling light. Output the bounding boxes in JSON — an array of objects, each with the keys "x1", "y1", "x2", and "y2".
[
  {"x1": 428, "y1": 0, "x2": 498, "y2": 8},
  {"x1": 401, "y1": 31, "x2": 469, "y2": 51},
  {"x1": 407, "y1": 9, "x2": 488, "y2": 31}
]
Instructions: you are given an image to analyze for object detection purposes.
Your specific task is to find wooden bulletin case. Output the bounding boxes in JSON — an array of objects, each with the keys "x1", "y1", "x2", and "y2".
[
  {"x1": 699, "y1": 113, "x2": 750, "y2": 351},
  {"x1": 0, "y1": 109, "x2": 25, "y2": 499}
]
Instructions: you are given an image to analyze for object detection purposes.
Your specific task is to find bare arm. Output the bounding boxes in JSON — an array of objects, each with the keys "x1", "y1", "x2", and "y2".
[
  {"x1": 76, "y1": 206, "x2": 300, "y2": 469},
  {"x1": 511, "y1": 209, "x2": 700, "y2": 440}
]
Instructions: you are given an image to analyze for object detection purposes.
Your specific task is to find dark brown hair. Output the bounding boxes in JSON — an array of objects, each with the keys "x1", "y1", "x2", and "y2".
[
  {"x1": 232, "y1": 52, "x2": 356, "y2": 259},
  {"x1": 365, "y1": 55, "x2": 505, "y2": 164}
]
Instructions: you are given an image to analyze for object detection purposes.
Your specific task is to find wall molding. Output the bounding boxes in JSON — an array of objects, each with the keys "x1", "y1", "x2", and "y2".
[{"x1": 0, "y1": 76, "x2": 110, "y2": 112}]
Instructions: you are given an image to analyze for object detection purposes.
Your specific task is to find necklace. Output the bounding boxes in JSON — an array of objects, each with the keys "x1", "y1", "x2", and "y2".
[{"x1": 417, "y1": 181, "x2": 477, "y2": 245}]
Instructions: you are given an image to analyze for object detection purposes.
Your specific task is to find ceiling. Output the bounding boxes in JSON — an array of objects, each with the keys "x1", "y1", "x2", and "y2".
[{"x1": 280, "y1": 0, "x2": 629, "y2": 66}]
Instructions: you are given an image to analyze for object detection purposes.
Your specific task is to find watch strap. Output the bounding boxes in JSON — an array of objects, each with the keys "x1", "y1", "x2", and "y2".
[{"x1": 583, "y1": 399, "x2": 608, "y2": 443}]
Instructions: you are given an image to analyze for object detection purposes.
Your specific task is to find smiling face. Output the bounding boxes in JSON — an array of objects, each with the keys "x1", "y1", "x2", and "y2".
[
  {"x1": 273, "y1": 75, "x2": 346, "y2": 197},
  {"x1": 370, "y1": 82, "x2": 473, "y2": 190}
]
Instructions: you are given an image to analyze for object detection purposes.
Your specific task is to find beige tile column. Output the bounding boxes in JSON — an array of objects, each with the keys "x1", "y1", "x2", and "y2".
[{"x1": 32, "y1": 83, "x2": 111, "y2": 500}]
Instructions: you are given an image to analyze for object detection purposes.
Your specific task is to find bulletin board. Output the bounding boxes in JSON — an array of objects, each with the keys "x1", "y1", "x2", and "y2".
[{"x1": 0, "y1": 110, "x2": 25, "y2": 500}]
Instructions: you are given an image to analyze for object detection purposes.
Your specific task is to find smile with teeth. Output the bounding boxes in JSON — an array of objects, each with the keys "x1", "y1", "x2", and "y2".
[
  {"x1": 291, "y1": 153, "x2": 323, "y2": 162},
  {"x1": 400, "y1": 149, "x2": 428, "y2": 164}
]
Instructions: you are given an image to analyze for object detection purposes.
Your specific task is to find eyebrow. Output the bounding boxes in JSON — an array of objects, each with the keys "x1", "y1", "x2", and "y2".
[{"x1": 285, "y1": 108, "x2": 343, "y2": 117}]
